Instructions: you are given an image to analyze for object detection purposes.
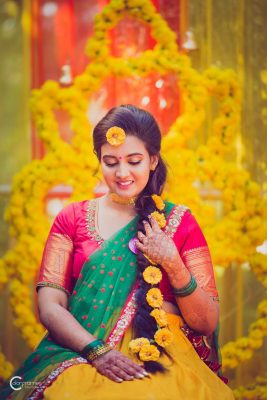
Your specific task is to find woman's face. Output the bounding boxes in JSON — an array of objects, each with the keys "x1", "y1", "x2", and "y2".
[{"x1": 100, "y1": 135, "x2": 158, "y2": 198}]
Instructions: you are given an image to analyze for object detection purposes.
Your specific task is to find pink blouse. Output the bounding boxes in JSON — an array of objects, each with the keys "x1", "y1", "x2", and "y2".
[{"x1": 36, "y1": 199, "x2": 219, "y2": 303}]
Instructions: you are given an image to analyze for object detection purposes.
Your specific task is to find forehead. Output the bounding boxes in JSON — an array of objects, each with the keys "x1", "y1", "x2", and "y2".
[{"x1": 101, "y1": 135, "x2": 148, "y2": 157}]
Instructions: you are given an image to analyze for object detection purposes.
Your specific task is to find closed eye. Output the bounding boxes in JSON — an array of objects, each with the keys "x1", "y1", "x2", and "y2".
[{"x1": 104, "y1": 161, "x2": 141, "y2": 167}]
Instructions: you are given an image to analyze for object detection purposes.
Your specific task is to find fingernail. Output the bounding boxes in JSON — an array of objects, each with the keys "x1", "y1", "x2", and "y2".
[
  {"x1": 136, "y1": 373, "x2": 145, "y2": 379},
  {"x1": 117, "y1": 378, "x2": 123, "y2": 383},
  {"x1": 143, "y1": 371, "x2": 149, "y2": 376}
]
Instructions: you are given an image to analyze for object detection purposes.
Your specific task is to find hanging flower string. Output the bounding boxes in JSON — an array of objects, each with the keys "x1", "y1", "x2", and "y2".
[{"x1": 129, "y1": 194, "x2": 173, "y2": 362}]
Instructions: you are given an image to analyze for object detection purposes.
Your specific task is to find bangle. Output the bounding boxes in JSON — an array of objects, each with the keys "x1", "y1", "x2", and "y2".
[
  {"x1": 171, "y1": 275, "x2": 197, "y2": 297},
  {"x1": 80, "y1": 339, "x2": 112, "y2": 363}
]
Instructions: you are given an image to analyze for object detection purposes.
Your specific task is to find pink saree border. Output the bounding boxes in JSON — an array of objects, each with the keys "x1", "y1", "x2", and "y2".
[
  {"x1": 27, "y1": 357, "x2": 88, "y2": 399},
  {"x1": 106, "y1": 281, "x2": 139, "y2": 347}
]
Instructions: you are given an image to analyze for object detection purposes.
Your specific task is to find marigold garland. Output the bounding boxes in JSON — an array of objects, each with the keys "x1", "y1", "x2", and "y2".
[{"x1": 0, "y1": 0, "x2": 265, "y2": 387}]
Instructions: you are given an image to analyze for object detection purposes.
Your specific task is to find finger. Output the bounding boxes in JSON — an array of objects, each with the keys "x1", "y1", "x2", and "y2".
[
  {"x1": 135, "y1": 240, "x2": 146, "y2": 252},
  {"x1": 137, "y1": 231, "x2": 146, "y2": 243},
  {"x1": 104, "y1": 369, "x2": 124, "y2": 383},
  {"x1": 111, "y1": 365, "x2": 135, "y2": 381},
  {"x1": 121, "y1": 359, "x2": 148, "y2": 378},
  {"x1": 148, "y1": 215, "x2": 161, "y2": 232},
  {"x1": 143, "y1": 220, "x2": 152, "y2": 236}
]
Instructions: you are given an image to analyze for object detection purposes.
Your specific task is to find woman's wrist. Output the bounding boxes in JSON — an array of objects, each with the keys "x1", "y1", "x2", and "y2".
[{"x1": 80, "y1": 339, "x2": 112, "y2": 363}]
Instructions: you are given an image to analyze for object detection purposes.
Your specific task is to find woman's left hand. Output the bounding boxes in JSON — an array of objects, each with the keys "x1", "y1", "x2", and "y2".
[{"x1": 135, "y1": 216, "x2": 181, "y2": 272}]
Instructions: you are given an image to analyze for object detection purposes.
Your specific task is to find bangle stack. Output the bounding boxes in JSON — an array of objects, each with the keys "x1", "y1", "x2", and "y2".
[
  {"x1": 80, "y1": 339, "x2": 112, "y2": 363},
  {"x1": 171, "y1": 275, "x2": 197, "y2": 297}
]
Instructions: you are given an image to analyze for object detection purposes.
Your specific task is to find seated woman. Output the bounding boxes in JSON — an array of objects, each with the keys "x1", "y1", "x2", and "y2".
[{"x1": 1, "y1": 105, "x2": 234, "y2": 399}]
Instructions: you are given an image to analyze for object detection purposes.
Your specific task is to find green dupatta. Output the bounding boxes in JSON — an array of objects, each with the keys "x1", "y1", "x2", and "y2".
[{"x1": 2, "y1": 203, "x2": 174, "y2": 399}]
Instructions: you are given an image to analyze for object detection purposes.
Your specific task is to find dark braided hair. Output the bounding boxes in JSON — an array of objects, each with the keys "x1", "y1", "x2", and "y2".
[{"x1": 93, "y1": 104, "x2": 169, "y2": 373}]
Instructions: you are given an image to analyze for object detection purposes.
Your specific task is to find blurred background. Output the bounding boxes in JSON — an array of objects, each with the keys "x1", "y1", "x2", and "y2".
[{"x1": 0, "y1": 0, "x2": 267, "y2": 393}]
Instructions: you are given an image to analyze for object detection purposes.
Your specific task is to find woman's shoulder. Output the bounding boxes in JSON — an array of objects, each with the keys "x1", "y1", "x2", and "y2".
[{"x1": 164, "y1": 200, "x2": 192, "y2": 216}]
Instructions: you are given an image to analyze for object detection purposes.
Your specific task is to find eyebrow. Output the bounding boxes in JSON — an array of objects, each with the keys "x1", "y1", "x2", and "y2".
[{"x1": 103, "y1": 153, "x2": 144, "y2": 159}]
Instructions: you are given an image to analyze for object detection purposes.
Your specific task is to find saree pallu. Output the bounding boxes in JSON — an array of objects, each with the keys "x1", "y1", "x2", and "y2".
[{"x1": 0, "y1": 201, "x2": 234, "y2": 400}]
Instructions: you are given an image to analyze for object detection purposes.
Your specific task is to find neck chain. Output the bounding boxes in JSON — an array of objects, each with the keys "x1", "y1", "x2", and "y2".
[{"x1": 109, "y1": 192, "x2": 137, "y2": 206}]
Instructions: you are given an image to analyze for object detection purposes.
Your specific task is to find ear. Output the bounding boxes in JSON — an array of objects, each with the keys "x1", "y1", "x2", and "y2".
[{"x1": 150, "y1": 155, "x2": 159, "y2": 171}]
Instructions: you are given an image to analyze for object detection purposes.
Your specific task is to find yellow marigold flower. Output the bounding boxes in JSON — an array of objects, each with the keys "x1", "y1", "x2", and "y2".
[
  {"x1": 154, "y1": 328, "x2": 173, "y2": 347},
  {"x1": 139, "y1": 344, "x2": 160, "y2": 361},
  {"x1": 143, "y1": 266, "x2": 162, "y2": 285},
  {"x1": 146, "y1": 288, "x2": 163, "y2": 308},
  {"x1": 106, "y1": 126, "x2": 126, "y2": 146},
  {"x1": 129, "y1": 337, "x2": 150, "y2": 353},
  {"x1": 150, "y1": 309, "x2": 168, "y2": 327},
  {"x1": 150, "y1": 211, "x2": 166, "y2": 228},
  {"x1": 151, "y1": 194, "x2": 165, "y2": 211}
]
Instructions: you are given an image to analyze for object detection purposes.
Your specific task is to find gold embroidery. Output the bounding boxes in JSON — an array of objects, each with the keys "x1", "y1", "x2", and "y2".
[
  {"x1": 86, "y1": 199, "x2": 104, "y2": 244},
  {"x1": 164, "y1": 205, "x2": 189, "y2": 238},
  {"x1": 182, "y1": 246, "x2": 219, "y2": 299},
  {"x1": 36, "y1": 282, "x2": 71, "y2": 296},
  {"x1": 37, "y1": 233, "x2": 73, "y2": 293},
  {"x1": 107, "y1": 289, "x2": 138, "y2": 347},
  {"x1": 29, "y1": 357, "x2": 88, "y2": 399}
]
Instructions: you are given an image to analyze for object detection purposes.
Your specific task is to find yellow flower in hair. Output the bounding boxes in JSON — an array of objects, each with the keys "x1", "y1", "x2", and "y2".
[
  {"x1": 150, "y1": 211, "x2": 166, "y2": 228},
  {"x1": 139, "y1": 344, "x2": 160, "y2": 361},
  {"x1": 129, "y1": 337, "x2": 150, "y2": 353},
  {"x1": 152, "y1": 194, "x2": 165, "y2": 211},
  {"x1": 150, "y1": 309, "x2": 168, "y2": 327},
  {"x1": 143, "y1": 266, "x2": 162, "y2": 285},
  {"x1": 106, "y1": 126, "x2": 126, "y2": 146},
  {"x1": 154, "y1": 328, "x2": 174, "y2": 347},
  {"x1": 146, "y1": 288, "x2": 163, "y2": 308}
]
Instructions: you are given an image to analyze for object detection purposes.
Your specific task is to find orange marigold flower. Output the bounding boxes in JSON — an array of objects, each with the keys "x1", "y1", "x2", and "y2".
[
  {"x1": 143, "y1": 266, "x2": 162, "y2": 285},
  {"x1": 106, "y1": 126, "x2": 126, "y2": 146},
  {"x1": 152, "y1": 194, "x2": 165, "y2": 211},
  {"x1": 150, "y1": 211, "x2": 166, "y2": 228},
  {"x1": 154, "y1": 328, "x2": 174, "y2": 347},
  {"x1": 150, "y1": 309, "x2": 168, "y2": 327},
  {"x1": 129, "y1": 337, "x2": 150, "y2": 353},
  {"x1": 146, "y1": 288, "x2": 163, "y2": 308},
  {"x1": 139, "y1": 344, "x2": 160, "y2": 361}
]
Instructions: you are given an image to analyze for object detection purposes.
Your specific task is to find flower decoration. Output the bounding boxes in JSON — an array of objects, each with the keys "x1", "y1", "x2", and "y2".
[
  {"x1": 154, "y1": 328, "x2": 174, "y2": 347},
  {"x1": 139, "y1": 344, "x2": 160, "y2": 361},
  {"x1": 106, "y1": 126, "x2": 126, "y2": 146},
  {"x1": 129, "y1": 337, "x2": 150, "y2": 353},
  {"x1": 146, "y1": 288, "x2": 164, "y2": 308},
  {"x1": 143, "y1": 266, "x2": 162, "y2": 285},
  {"x1": 150, "y1": 309, "x2": 168, "y2": 327},
  {"x1": 152, "y1": 194, "x2": 165, "y2": 211},
  {"x1": 150, "y1": 211, "x2": 166, "y2": 228}
]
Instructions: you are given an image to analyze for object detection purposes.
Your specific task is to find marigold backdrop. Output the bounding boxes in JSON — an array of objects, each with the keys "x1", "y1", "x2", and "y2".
[{"x1": 0, "y1": 0, "x2": 267, "y2": 398}]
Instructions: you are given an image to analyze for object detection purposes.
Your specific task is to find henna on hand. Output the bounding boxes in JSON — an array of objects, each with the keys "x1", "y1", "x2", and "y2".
[
  {"x1": 92, "y1": 349, "x2": 148, "y2": 383},
  {"x1": 136, "y1": 216, "x2": 182, "y2": 274}
]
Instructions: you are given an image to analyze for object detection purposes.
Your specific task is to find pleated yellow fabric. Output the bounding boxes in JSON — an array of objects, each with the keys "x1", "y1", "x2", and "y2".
[{"x1": 44, "y1": 314, "x2": 234, "y2": 400}]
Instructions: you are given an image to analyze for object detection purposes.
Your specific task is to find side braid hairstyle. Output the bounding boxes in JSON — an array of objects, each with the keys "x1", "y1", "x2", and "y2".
[{"x1": 93, "y1": 104, "x2": 169, "y2": 373}]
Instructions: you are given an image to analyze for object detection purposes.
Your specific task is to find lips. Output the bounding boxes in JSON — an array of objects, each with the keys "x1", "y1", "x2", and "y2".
[{"x1": 116, "y1": 180, "x2": 133, "y2": 189}]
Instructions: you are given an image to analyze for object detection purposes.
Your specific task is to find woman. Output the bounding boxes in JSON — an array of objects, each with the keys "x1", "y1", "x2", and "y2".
[{"x1": 1, "y1": 105, "x2": 234, "y2": 399}]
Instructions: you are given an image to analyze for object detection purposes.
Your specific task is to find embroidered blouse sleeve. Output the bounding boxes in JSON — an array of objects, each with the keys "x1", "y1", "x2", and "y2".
[
  {"x1": 175, "y1": 210, "x2": 219, "y2": 301},
  {"x1": 36, "y1": 203, "x2": 75, "y2": 296}
]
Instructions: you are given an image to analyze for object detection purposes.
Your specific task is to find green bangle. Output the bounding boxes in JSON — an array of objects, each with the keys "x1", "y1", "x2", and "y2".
[
  {"x1": 80, "y1": 339, "x2": 111, "y2": 363},
  {"x1": 81, "y1": 339, "x2": 103, "y2": 356},
  {"x1": 171, "y1": 275, "x2": 197, "y2": 297}
]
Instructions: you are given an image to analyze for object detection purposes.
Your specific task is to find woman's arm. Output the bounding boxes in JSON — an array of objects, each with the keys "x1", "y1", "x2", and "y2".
[
  {"x1": 38, "y1": 286, "x2": 96, "y2": 351},
  {"x1": 161, "y1": 256, "x2": 219, "y2": 336},
  {"x1": 136, "y1": 216, "x2": 219, "y2": 336},
  {"x1": 38, "y1": 284, "x2": 147, "y2": 382}
]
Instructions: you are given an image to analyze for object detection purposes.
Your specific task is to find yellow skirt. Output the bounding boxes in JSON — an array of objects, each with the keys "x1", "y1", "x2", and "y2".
[{"x1": 44, "y1": 314, "x2": 234, "y2": 400}]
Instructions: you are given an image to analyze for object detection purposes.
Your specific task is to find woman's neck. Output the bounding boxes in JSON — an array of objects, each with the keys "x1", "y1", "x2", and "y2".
[{"x1": 101, "y1": 193, "x2": 137, "y2": 217}]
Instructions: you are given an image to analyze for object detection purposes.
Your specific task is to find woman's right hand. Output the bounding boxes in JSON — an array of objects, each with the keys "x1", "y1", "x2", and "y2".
[{"x1": 91, "y1": 349, "x2": 148, "y2": 383}]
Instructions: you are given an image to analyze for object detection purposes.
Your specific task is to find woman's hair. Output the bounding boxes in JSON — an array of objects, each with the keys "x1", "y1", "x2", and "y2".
[{"x1": 93, "y1": 105, "x2": 168, "y2": 372}]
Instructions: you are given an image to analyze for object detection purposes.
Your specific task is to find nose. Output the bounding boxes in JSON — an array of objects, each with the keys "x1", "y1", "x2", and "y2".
[{"x1": 115, "y1": 162, "x2": 130, "y2": 178}]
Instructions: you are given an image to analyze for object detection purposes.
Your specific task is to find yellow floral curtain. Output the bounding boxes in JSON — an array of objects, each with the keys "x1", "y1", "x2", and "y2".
[{"x1": 189, "y1": 0, "x2": 267, "y2": 390}]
